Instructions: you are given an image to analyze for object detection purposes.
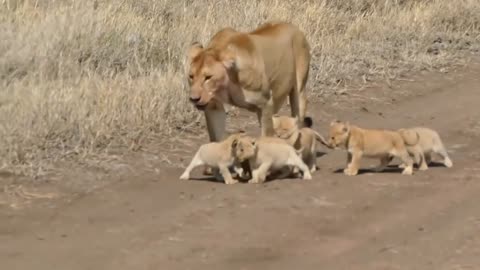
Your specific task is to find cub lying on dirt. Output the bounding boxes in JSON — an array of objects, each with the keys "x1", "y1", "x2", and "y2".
[
  {"x1": 232, "y1": 135, "x2": 312, "y2": 183},
  {"x1": 328, "y1": 120, "x2": 415, "y2": 176},
  {"x1": 397, "y1": 127, "x2": 453, "y2": 170},
  {"x1": 179, "y1": 132, "x2": 247, "y2": 184},
  {"x1": 272, "y1": 115, "x2": 329, "y2": 173}
]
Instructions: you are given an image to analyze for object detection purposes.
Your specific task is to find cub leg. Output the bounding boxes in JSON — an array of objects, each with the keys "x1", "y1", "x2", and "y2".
[
  {"x1": 396, "y1": 149, "x2": 414, "y2": 175},
  {"x1": 374, "y1": 156, "x2": 392, "y2": 172},
  {"x1": 287, "y1": 154, "x2": 312, "y2": 180},
  {"x1": 345, "y1": 150, "x2": 362, "y2": 176},
  {"x1": 219, "y1": 164, "x2": 238, "y2": 185},
  {"x1": 249, "y1": 162, "x2": 272, "y2": 184},
  {"x1": 434, "y1": 145, "x2": 453, "y2": 168},
  {"x1": 180, "y1": 151, "x2": 204, "y2": 180}
]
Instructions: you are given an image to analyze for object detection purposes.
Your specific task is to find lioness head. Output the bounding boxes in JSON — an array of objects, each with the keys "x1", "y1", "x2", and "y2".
[
  {"x1": 232, "y1": 136, "x2": 256, "y2": 162},
  {"x1": 328, "y1": 120, "x2": 350, "y2": 148},
  {"x1": 272, "y1": 115, "x2": 299, "y2": 139},
  {"x1": 186, "y1": 42, "x2": 235, "y2": 110}
]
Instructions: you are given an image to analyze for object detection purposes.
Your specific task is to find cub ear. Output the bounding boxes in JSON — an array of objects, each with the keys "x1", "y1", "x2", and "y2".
[
  {"x1": 187, "y1": 42, "x2": 204, "y2": 61},
  {"x1": 232, "y1": 138, "x2": 239, "y2": 149},
  {"x1": 330, "y1": 119, "x2": 339, "y2": 126}
]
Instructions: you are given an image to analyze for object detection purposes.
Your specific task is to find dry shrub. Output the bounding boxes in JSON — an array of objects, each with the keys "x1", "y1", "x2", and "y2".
[{"x1": 0, "y1": 0, "x2": 479, "y2": 178}]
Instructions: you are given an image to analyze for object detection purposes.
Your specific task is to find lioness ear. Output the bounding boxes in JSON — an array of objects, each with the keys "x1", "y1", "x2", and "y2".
[
  {"x1": 251, "y1": 139, "x2": 256, "y2": 146},
  {"x1": 187, "y1": 42, "x2": 204, "y2": 61},
  {"x1": 220, "y1": 45, "x2": 236, "y2": 70},
  {"x1": 343, "y1": 122, "x2": 350, "y2": 133}
]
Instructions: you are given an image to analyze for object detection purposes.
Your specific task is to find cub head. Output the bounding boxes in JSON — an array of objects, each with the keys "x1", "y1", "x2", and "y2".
[
  {"x1": 272, "y1": 115, "x2": 299, "y2": 139},
  {"x1": 185, "y1": 42, "x2": 236, "y2": 110},
  {"x1": 398, "y1": 128, "x2": 419, "y2": 146},
  {"x1": 328, "y1": 120, "x2": 351, "y2": 148},
  {"x1": 231, "y1": 136, "x2": 256, "y2": 162}
]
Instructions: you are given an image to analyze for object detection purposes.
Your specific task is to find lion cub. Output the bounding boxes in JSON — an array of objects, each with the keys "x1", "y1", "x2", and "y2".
[
  {"x1": 397, "y1": 127, "x2": 453, "y2": 170},
  {"x1": 328, "y1": 120, "x2": 414, "y2": 176},
  {"x1": 179, "y1": 132, "x2": 247, "y2": 184},
  {"x1": 232, "y1": 135, "x2": 312, "y2": 183},
  {"x1": 272, "y1": 115, "x2": 329, "y2": 173}
]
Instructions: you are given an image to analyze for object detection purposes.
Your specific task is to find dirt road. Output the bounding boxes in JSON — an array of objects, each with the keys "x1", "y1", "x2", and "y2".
[{"x1": 2, "y1": 60, "x2": 480, "y2": 270}]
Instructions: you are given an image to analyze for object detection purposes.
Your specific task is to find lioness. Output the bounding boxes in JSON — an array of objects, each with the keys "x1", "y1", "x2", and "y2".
[
  {"x1": 272, "y1": 115, "x2": 329, "y2": 173},
  {"x1": 328, "y1": 120, "x2": 414, "y2": 176},
  {"x1": 185, "y1": 21, "x2": 311, "y2": 175},
  {"x1": 179, "y1": 132, "x2": 248, "y2": 184},
  {"x1": 232, "y1": 135, "x2": 312, "y2": 184},
  {"x1": 397, "y1": 127, "x2": 453, "y2": 170}
]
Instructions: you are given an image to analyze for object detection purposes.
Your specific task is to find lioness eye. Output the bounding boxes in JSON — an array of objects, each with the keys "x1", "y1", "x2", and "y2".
[
  {"x1": 188, "y1": 74, "x2": 193, "y2": 80},
  {"x1": 205, "y1": 75, "x2": 212, "y2": 81}
]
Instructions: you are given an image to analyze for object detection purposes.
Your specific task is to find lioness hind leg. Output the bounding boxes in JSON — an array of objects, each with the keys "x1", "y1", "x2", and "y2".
[
  {"x1": 293, "y1": 32, "x2": 310, "y2": 128},
  {"x1": 289, "y1": 88, "x2": 300, "y2": 119}
]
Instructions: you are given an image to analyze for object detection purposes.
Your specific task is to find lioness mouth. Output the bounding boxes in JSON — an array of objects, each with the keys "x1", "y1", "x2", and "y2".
[{"x1": 195, "y1": 103, "x2": 207, "y2": 110}]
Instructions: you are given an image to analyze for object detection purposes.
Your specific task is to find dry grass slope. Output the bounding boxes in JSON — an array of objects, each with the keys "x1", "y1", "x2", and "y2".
[{"x1": 0, "y1": 0, "x2": 479, "y2": 178}]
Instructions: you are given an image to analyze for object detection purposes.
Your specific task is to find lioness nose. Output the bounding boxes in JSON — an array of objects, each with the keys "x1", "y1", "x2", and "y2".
[{"x1": 189, "y1": 97, "x2": 201, "y2": 103}]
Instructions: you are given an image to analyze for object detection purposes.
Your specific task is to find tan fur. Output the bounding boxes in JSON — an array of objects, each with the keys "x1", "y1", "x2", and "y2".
[
  {"x1": 179, "y1": 133, "x2": 247, "y2": 184},
  {"x1": 232, "y1": 135, "x2": 312, "y2": 184},
  {"x1": 185, "y1": 21, "x2": 311, "y2": 153},
  {"x1": 397, "y1": 127, "x2": 453, "y2": 170},
  {"x1": 272, "y1": 115, "x2": 329, "y2": 173},
  {"x1": 328, "y1": 120, "x2": 414, "y2": 176}
]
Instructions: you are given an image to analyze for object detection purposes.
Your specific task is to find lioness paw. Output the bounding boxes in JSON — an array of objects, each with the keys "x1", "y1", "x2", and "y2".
[{"x1": 179, "y1": 173, "x2": 190, "y2": 180}]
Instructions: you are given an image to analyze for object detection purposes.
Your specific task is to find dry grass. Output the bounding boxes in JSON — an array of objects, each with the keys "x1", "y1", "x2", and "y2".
[{"x1": 1, "y1": 0, "x2": 479, "y2": 178}]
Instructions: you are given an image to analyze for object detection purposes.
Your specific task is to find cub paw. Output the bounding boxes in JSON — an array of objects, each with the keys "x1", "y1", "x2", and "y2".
[{"x1": 344, "y1": 168, "x2": 358, "y2": 176}]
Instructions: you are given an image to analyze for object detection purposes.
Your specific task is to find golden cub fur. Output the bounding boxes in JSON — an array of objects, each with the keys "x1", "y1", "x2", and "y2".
[
  {"x1": 232, "y1": 135, "x2": 312, "y2": 184},
  {"x1": 179, "y1": 133, "x2": 247, "y2": 184},
  {"x1": 328, "y1": 120, "x2": 414, "y2": 176},
  {"x1": 272, "y1": 115, "x2": 329, "y2": 173},
  {"x1": 397, "y1": 127, "x2": 453, "y2": 170}
]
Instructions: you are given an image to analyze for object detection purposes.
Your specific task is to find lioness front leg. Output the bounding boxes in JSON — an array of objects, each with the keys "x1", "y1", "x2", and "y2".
[
  {"x1": 202, "y1": 102, "x2": 226, "y2": 176},
  {"x1": 258, "y1": 97, "x2": 275, "y2": 137}
]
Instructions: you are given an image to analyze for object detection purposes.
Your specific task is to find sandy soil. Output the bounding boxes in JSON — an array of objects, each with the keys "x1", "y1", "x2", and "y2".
[{"x1": 1, "y1": 59, "x2": 480, "y2": 270}]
